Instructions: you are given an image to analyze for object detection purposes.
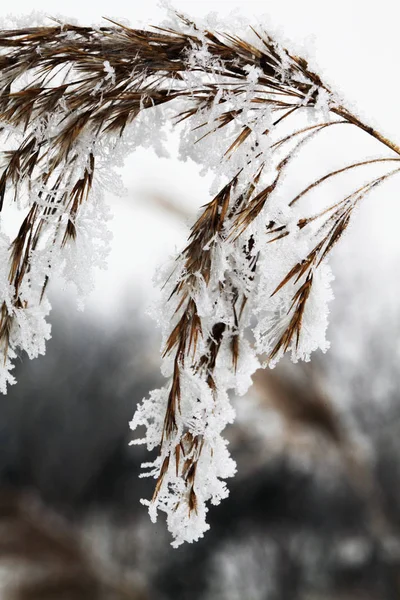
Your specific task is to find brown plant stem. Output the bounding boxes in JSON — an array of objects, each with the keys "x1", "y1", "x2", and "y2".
[{"x1": 333, "y1": 106, "x2": 400, "y2": 157}]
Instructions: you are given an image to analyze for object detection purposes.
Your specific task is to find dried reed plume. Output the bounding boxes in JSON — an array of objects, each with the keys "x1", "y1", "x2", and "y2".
[
  {"x1": 1, "y1": 10, "x2": 399, "y2": 543},
  {"x1": 0, "y1": 490, "x2": 146, "y2": 599},
  {"x1": 253, "y1": 364, "x2": 400, "y2": 593}
]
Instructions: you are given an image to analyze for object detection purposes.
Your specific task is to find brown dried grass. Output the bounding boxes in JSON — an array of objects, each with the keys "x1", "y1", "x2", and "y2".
[{"x1": 1, "y1": 13, "x2": 400, "y2": 514}]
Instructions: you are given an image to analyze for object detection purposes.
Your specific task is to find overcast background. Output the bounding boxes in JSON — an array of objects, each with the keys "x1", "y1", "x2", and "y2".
[{"x1": 1, "y1": 0, "x2": 399, "y2": 324}]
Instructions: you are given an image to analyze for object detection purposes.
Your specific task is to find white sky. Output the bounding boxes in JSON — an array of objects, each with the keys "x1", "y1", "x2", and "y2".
[{"x1": 1, "y1": 0, "x2": 399, "y2": 324}]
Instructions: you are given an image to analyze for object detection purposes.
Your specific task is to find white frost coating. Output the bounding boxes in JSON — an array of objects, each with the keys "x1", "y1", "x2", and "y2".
[
  {"x1": 0, "y1": 123, "x2": 129, "y2": 385},
  {"x1": 0, "y1": 24, "x2": 171, "y2": 389},
  {"x1": 1, "y1": 9, "x2": 362, "y2": 547},
  {"x1": 131, "y1": 372, "x2": 238, "y2": 547},
  {"x1": 130, "y1": 226, "x2": 261, "y2": 544},
  {"x1": 0, "y1": 227, "x2": 52, "y2": 392},
  {"x1": 129, "y1": 10, "x2": 341, "y2": 546},
  {"x1": 103, "y1": 60, "x2": 116, "y2": 86}
]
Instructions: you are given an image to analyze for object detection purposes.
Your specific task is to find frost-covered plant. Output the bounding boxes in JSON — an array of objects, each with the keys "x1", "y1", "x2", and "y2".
[{"x1": 0, "y1": 10, "x2": 400, "y2": 546}]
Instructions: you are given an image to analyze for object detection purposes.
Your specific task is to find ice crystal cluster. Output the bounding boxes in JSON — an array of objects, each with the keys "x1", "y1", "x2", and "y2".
[{"x1": 1, "y1": 9, "x2": 399, "y2": 545}]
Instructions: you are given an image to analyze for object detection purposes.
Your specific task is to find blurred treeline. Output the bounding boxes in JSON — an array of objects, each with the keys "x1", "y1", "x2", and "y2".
[
  {"x1": 0, "y1": 289, "x2": 400, "y2": 600},
  {"x1": 1, "y1": 189, "x2": 400, "y2": 599}
]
